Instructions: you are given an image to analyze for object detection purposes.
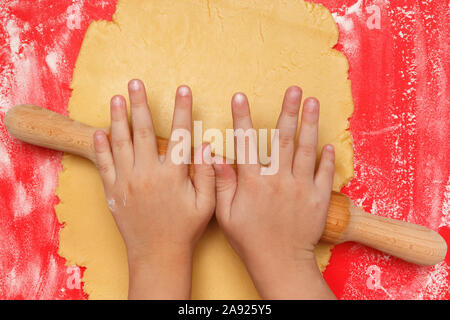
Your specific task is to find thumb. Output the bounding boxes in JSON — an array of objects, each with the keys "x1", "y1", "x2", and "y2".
[
  {"x1": 193, "y1": 144, "x2": 216, "y2": 213},
  {"x1": 213, "y1": 159, "x2": 237, "y2": 224}
]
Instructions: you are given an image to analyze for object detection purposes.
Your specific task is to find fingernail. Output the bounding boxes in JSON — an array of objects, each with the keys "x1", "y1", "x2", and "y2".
[
  {"x1": 111, "y1": 96, "x2": 125, "y2": 121},
  {"x1": 288, "y1": 86, "x2": 302, "y2": 99},
  {"x1": 111, "y1": 95, "x2": 123, "y2": 108},
  {"x1": 325, "y1": 144, "x2": 334, "y2": 152},
  {"x1": 178, "y1": 86, "x2": 190, "y2": 97},
  {"x1": 233, "y1": 93, "x2": 246, "y2": 104},
  {"x1": 129, "y1": 79, "x2": 141, "y2": 91},
  {"x1": 304, "y1": 98, "x2": 318, "y2": 113},
  {"x1": 94, "y1": 131, "x2": 105, "y2": 143}
]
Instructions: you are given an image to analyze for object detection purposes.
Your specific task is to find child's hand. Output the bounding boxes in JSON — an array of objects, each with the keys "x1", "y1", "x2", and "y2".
[
  {"x1": 214, "y1": 86, "x2": 336, "y2": 299},
  {"x1": 93, "y1": 80, "x2": 215, "y2": 299}
]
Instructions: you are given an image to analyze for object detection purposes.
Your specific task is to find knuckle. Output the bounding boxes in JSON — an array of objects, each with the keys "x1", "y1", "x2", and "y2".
[
  {"x1": 200, "y1": 167, "x2": 216, "y2": 180},
  {"x1": 294, "y1": 186, "x2": 304, "y2": 198},
  {"x1": 216, "y1": 180, "x2": 234, "y2": 193},
  {"x1": 266, "y1": 178, "x2": 282, "y2": 194},
  {"x1": 95, "y1": 147, "x2": 109, "y2": 155},
  {"x1": 112, "y1": 138, "x2": 132, "y2": 151},
  {"x1": 97, "y1": 163, "x2": 112, "y2": 175},
  {"x1": 135, "y1": 127, "x2": 153, "y2": 140},
  {"x1": 320, "y1": 156, "x2": 335, "y2": 173},
  {"x1": 309, "y1": 195, "x2": 325, "y2": 211},
  {"x1": 131, "y1": 102, "x2": 147, "y2": 109},
  {"x1": 293, "y1": 180, "x2": 312, "y2": 198},
  {"x1": 111, "y1": 117, "x2": 125, "y2": 123},
  {"x1": 283, "y1": 106, "x2": 299, "y2": 118},
  {"x1": 134, "y1": 173, "x2": 155, "y2": 190},
  {"x1": 323, "y1": 160, "x2": 335, "y2": 172},
  {"x1": 298, "y1": 143, "x2": 316, "y2": 158},
  {"x1": 302, "y1": 115, "x2": 319, "y2": 126},
  {"x1": 278, "y1": 133, "x2": 293, "y2": 149},
  {"x1": 119, "y1": 181, "x2": 134, "y2": 199},
  {"x1": 240, "y1": 173, "x2": 258, "y2": 186},
  {"x1": 234, "y1": 110, "x2": 250, "y2": 121},
  {"x1": 110, "y1": 184, "x2": 130, "y2": 203}
]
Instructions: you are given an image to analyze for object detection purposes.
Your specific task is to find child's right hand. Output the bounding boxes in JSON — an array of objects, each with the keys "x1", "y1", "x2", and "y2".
[{"x1": 213, "y1": 86, "x2": 336, "y2": 299}]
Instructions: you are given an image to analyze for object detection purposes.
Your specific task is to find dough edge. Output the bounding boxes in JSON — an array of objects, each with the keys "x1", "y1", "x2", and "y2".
[{"x1": 55, "y1": 0, "x2": 354, "y2": 299}]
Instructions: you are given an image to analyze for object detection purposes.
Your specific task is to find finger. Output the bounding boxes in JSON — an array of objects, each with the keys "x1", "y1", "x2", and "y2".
[
  {"x1": 314, "y1": 144, "x2": 335, "y2": 194},
  {"x1": 193, "y1": 144, "x2": 216, "y2": 214},
  {"x1": 293, "y1": 97, "x2": 320, "y2": 181},
  {"x1": 93, "y1": 130, "x2": 116, "y2": 188},
  {"x1": 110, "y1": 95, "x2": 134, "y2": 176},
  {"x1": 166, "y1": 86, "x2": 192, "y2": 170},
  {"x1": 213, "y1": 162, "x2": 237, "y2": 226},
  {"x1": 274, "y1": 86, "x2": 302, "y2": 174},
  {"x1": 231, "y1": 93, "x2": 260, "y2": 177},
  {"x1": 128, "y1": 79, "x2": 158, "y2": 166}
]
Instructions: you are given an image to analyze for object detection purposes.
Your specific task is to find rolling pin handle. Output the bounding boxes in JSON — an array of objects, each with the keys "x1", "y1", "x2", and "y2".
[{"x1": 344, "y1": 204, "x2": 447, "y2": 266}]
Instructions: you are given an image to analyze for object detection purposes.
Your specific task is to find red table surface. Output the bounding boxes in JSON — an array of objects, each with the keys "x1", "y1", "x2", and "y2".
[{"x1": 0, "y1": 0, "x2": 448, "y2": 300}]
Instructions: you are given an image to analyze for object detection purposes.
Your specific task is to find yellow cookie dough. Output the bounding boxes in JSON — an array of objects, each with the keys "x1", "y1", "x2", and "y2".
[{"x1": 56, "y1": 0, "x2": 353, "y2": 299}]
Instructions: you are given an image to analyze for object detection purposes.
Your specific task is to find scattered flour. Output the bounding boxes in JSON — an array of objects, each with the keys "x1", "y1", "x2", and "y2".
[
  {"x1": 107, "y1": 198, "x2": 117, "y2": 212},
  {"x1": 13, "y1": 182, "x2": 33, "y2": 218},
  {"x1": 45, "y1": 51, "x2": 60, "y2": 74},
  {"x1": 440, "y1": 179, "x2": 450, "y2": 228}
]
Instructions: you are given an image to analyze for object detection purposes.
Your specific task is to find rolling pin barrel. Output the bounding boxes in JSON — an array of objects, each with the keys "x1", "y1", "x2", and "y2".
[{"x1": 4, "y1": 104, "x2": 447, "y2": 266}]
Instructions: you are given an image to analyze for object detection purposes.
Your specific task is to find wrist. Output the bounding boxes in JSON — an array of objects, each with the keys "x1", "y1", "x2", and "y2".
[
  {"x1": 127, "y1": 244, "x2": 194, "y2": 300},
  {"x1": 127, "y1": 242, "x2": 194, "y2": 269},
  {"x1": 246, "y1": 252, "x2": 335, "y2": 300}
]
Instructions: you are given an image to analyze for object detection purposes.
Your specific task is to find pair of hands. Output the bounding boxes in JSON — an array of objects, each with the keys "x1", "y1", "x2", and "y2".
[{"x1": 93, "y1": 79, "x2": 336, "y2": 300}]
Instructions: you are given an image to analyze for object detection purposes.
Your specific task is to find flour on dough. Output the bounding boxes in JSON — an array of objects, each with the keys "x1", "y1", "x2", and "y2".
[{"x1": 56, "y1": 0, "x2": 354, "y2": 299}]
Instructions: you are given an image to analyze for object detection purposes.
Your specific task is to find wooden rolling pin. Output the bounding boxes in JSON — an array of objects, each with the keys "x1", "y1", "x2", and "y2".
[{"x1": 4, "y1": 104, "x2": 447, "y2": 266}]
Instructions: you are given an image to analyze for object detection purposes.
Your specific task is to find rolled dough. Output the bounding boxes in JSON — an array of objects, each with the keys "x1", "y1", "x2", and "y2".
[{"x1": 56, "y1": 0, "x2": 353, "y2": 299}]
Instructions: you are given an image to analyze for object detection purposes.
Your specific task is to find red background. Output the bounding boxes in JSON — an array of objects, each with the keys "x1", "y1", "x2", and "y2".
[{"x1": 0, "y1": 0, "x2": 448, "y2": 299}]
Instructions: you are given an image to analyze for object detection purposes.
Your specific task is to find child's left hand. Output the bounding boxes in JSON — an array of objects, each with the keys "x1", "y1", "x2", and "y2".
[{"x1": 93, "y1": 79, "x2": 216, "y2": 299}]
